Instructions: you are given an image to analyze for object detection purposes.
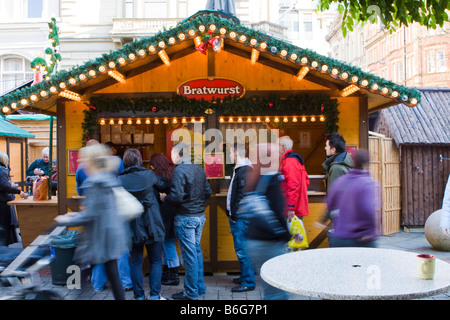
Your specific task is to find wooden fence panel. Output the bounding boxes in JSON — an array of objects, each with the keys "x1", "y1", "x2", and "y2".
[{"x1": 369, "y1": 134, "x2": 401, "y2": 235}]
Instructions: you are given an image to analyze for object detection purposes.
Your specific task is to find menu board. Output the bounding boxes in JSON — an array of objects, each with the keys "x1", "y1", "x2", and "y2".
[
  {"x1": 68, "y1": 150, "x2": 79, "y2": 175},
  {"x1": 204, "y1": 153, "x2": 225, "y2": 179}
]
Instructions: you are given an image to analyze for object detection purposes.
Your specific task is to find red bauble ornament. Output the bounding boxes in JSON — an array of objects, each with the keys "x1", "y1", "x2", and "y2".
[
  {"x1": 152, "y1": 106, "x2": 157, "y2": 112},
  {"x1": 268, "y1": 103, "x2": 274, "y2": 108},
  {"x1": 321, "y1": 105, "x2": 325, "y2": 112}
]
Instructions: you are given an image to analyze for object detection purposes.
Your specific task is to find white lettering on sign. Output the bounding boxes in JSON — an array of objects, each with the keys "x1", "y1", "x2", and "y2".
[{"x1": 182, "y1": 85, "x2": 241, "y2": 95}]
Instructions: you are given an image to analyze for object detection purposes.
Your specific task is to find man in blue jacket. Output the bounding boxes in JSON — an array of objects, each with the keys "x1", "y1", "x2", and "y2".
[{"x1": 162, "y1": 142, "x2": 212, "y2": 300}]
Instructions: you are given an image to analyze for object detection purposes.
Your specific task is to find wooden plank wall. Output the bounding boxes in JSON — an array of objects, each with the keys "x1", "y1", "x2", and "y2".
[{"x1": 401, "y1": 145, "x2": 450, "y2": 227}]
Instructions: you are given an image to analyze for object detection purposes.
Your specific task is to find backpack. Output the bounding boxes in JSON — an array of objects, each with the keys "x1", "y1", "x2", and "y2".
[{"x1": 238, "y1": 174, "x2": 288, "y2": 240}]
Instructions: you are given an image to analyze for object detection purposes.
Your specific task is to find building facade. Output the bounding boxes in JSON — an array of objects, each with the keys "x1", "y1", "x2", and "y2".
[{"x1": 326, "y1": 14, "x2": 450, "y2": 87}]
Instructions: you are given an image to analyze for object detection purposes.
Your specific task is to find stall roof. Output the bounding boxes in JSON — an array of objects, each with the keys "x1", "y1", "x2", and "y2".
[
  {"x1": 0, "y1": 118, "x2": 35, "y2": 138},
  {"x1": 379, "y1": 87, "x2": 450, "y2": 146},
  {"x1": 0, "y1": 11, "x2": 421, "y2": 116},
  {"x1": 6, "y1": 114, "x2": 54, "y2": 121}
]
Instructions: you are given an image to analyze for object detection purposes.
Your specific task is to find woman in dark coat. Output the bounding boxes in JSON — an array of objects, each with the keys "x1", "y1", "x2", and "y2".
[
  {"x1": 150, "y1": 153, "x2": 180, "y2": 285},
  {"x1": 0, "y1": 152, "x2": 26, "y2": 246},
  {"x1": 119, "y1": 149, "x2": 168, "y2": 300}
]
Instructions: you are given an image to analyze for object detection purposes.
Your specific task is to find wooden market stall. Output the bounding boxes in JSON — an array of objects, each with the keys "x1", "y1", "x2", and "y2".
[
  {"x1": 0, "y1": 118, "x2": 34, "y2": 189},
  {"x1": 0, "y1": 11, "x2": 421, "y2": 270}
]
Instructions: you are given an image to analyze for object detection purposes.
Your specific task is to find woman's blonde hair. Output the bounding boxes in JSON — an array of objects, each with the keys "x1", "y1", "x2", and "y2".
[
  {"x1": 79, "y1": 144, "x2": 119, "y2": 173},
  {"x1": 0, "y1": 152, "x2": 9, "y2": 167}
]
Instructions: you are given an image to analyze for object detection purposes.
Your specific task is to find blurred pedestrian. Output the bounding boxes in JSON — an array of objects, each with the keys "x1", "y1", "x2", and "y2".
[
  {"x1": 226, "y1": 142, "x2": 255, "y2": 292},
  {"x1": 279, "y1": 136, "x2": 310, "y2": 220},
  {"x1": 244, "y1": 143, "x2": 291, "y2": 300},
  {"x1": 119, "y1": 149, "x2": 168, "y2": 300},
  {"x1": 441, "y1": 174, "x2": 450, "y2": 238},
  {"x1": 54, "y1": 144, "x2": 130, "y2": 300},
  {"x1": 85, "y1": 141, "x2": 131, "y2": 292},
  {"x1": 161, "y1": 142, "x2": 212, "y2": 300},
  {"x1": 0, "y1": 152, "x2": 26, "y2": 246},
  {"x1": 326, "y1": 149, "x2": 379, "y2": 248},
  {"x1": 150, "y1": 153, "x2": 180, "y2": 286}
]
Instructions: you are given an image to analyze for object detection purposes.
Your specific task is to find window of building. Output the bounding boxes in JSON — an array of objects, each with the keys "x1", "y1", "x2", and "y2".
[
  {"x1": 427, "y1": 49, "x2": 446, "y2": 73},
  {"x1": 177, "y1": 0, "x2": 187, "y2": 18},
  {"x1": 125, "y1": 0, "x2": 134, "y2": 18},
  {"x1": 0, "y1": 0, "x2": 59, "y2": 20},
  {"x1": 144, "y1": 0, "x2": 167, "y2": 18},
  {"x1": 396, "y1": 61, "x2": 404, "y2": 83},
  {"x1": 0, "y1": 56, "x2": 34, "y2": 95},
  {"x1": 27, "y1": 0, "x2": 43, "y2": 18}
]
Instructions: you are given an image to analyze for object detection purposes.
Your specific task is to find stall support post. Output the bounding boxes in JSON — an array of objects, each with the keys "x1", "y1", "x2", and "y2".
[{"x1": 48, "y1": 116, "x2": 54, "y2": 200}]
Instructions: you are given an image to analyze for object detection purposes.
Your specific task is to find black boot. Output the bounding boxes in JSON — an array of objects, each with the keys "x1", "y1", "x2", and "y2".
[
  {"x1": 161, "y1": 265, "x2": 169, "y2": 283},
  {"x1": 162, "y1": 267, "x2": 179, "y2": 286}
]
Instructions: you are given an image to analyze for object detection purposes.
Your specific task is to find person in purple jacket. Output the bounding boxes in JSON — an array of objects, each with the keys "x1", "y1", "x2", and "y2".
[{"x1": 326, "y1": 149, "x2": 380, "y2": 248}]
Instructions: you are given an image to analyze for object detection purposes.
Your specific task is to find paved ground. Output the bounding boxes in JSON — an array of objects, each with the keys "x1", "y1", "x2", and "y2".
[{"x1": 1, "y1": 229, "x2": 450, "y2": 300}]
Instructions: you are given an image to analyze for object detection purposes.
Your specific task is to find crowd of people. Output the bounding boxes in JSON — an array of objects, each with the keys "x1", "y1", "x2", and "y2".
[{"x1": 1, "y1": 131, "x2": 449, "y2": 301}]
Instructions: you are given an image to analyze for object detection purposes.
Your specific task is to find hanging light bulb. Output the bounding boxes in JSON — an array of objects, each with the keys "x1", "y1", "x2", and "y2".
[
  {"x1": 109, "y1": 119, "x2": 114, "y2": 125},
  {"x1": 136, "y1": 119, "x2": 142, "y2": 124},
  {"x1": 154, "y1": 118, "x2": 160, "y2": 124},
  {"x1": 301, "y1": 116, "x2": 307, "y2": 122},
  {"x1": 292, "y1": 117, "x2": 298, "y2": 123},
  {"x1": 145, "y1": 119, "x2": 151, "y2": 124},
  {"x1": 310, "y1": 116, "x2": 316, "y2": 122},
  {"x1": 118, "y1": 119, "x2": 123, "y2": 125}
]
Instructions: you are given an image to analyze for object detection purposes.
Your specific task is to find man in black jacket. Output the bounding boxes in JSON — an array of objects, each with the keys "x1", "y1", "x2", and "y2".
[
  {"x1": 162, "y1": 142, "x2": 212, "y2": 300},
  {"x1": 226, "y1": 142, "x2": 256, "y2": 292}
]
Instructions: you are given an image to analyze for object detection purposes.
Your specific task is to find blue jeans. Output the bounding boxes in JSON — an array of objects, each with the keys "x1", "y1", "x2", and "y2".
[
  {"x1": 246, "y1": 239, "x2": 289, "y2": 300},
  {"x1": 91, "y1": 251, "x2": 132, "y2": 291},
  {"x1": 174, "y1": 214, "x2": 206, "y2": 300},
  {"x1": 229, "y1": 218, "x2": 255, "y2": 287},
  {"x1": 130, "y1": 242, "x2": 163, "y2": 300},
  {"x1": 162, "y1": 238, "x2": 180, "y2": 268}
]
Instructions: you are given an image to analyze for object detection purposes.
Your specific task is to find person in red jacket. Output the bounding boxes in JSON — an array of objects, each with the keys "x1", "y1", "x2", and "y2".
[{"x1": 279, "y1": 136, "x2": 310, "y2": 219}]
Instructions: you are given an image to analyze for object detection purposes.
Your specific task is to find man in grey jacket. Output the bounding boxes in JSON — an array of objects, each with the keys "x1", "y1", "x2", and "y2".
[{"x1": 161, "y1": 142, "x2": 212, "y2": 300}]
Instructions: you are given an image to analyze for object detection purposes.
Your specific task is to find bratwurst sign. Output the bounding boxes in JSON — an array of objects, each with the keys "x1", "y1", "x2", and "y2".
[{"x1": 177, "y1": 78, "x2": 245, "y2": 101}]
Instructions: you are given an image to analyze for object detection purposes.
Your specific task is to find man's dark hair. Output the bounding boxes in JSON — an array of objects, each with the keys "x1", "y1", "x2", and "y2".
[{"x1": 326, "y1": 133, "x2": 346, "y2": 154}]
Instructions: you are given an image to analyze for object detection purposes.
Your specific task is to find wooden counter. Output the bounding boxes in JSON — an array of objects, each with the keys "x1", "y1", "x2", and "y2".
[{"x1": 8, "y1": 197, "x2": 58, "y2": 247}]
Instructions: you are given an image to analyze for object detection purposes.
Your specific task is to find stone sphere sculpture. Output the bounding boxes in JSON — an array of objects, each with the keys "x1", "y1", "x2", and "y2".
[{"x1": 424, "y1": 209, "x2": 450, "y2": 251}]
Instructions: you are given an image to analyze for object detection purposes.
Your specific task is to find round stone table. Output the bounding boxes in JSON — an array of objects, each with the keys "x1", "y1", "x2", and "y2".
[{"x1": 260, "y1": 248, "x2": 450, "y2": 300}]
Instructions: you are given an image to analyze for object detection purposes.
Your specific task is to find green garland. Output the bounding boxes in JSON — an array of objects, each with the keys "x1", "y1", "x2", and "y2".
[
  {"x1": 0, "y1": 12, "x2": 421, "y2": 116},
  {"x1": 83, "y1": 93, "x2": 339, "y2": 143}
]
